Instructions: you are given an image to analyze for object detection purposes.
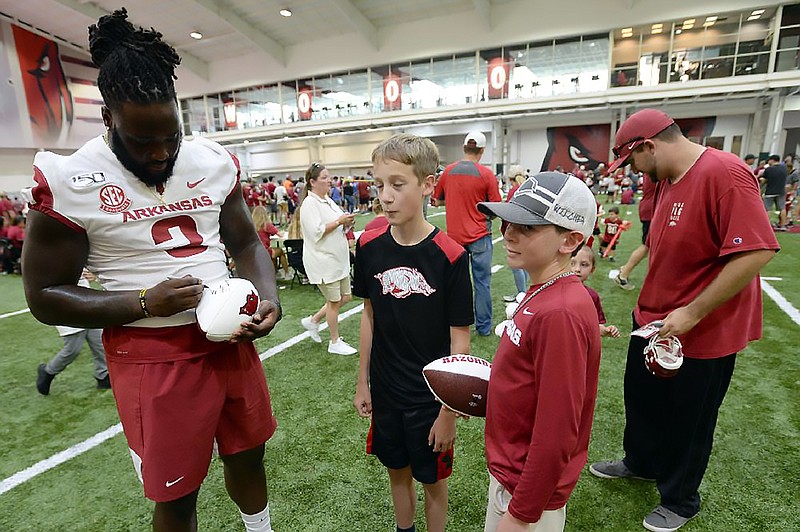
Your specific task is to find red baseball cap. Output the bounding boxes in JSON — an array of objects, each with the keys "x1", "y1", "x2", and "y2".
[{"x1": 608, "y1": 109, "x2": 675, "y2": 172}]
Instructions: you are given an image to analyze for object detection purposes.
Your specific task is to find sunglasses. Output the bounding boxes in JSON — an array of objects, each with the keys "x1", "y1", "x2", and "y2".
[{"x1": 612, "y1": 137, "x2": 646, "y2": 161}]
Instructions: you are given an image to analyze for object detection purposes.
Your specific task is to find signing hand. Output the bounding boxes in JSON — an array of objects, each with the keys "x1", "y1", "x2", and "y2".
[{"x1": 145, "y1": 276, "x2": 204, "y2": 317}]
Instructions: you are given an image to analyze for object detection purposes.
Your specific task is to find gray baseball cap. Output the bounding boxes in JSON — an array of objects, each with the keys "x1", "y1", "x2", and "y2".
[{"x1": 478, "y1": 171, "x2": 597, "y2": 241}]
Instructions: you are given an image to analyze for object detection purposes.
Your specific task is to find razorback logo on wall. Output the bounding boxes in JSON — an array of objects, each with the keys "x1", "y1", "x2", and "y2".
[
  {"x1": 12, "y1": 24, "x2": 74, "y2": 145},
  {"x1": 541, "y1": 124, "x2": 610, "y2": 172},
  {"x1": 383, "y1": 73, "x2": 402, "y2": 111}
]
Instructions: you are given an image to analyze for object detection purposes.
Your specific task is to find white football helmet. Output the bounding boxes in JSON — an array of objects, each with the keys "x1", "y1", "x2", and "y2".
[{"x1": 643, "y1": 335, "x2": 683, "y2": 378}]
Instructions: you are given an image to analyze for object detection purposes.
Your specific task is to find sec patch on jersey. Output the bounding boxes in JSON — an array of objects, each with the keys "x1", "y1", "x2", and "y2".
[
  {"x1": 196, "y1": 278, "x2": 260, "y2": 342},
  {"x1": 422, "y1": 355, "x2": 492, "y2": 417}
]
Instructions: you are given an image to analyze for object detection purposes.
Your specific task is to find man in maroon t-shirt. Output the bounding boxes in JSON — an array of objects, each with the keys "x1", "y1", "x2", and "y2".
[
  {"x1": 434, "y1": 131, "x2": 502, "y2": 335},
  {"x1": 590, "y1": 109, "x2": 779, "y2": 532}
]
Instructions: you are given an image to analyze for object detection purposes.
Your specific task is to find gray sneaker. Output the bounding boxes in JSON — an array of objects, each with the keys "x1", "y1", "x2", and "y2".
[
  {"x1": 613, "y1": 274, "x2": 636, "y2": 291},
  {"x1": 643, "y1": 505, "x2": 695, "y2": 532},
  {"x1": 588, "y1": 460, "x2": 655, "y2": 481}
]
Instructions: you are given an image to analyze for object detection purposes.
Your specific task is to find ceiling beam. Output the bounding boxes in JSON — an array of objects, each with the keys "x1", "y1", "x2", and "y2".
[
  {"x1": 327, "y1": 0, "x2": 378, "y2": 50},
  {"x1": 472, "y1": 0, "x2": 492, "y2": 32},
  {"x1": 52, "y1": 0, "x2": 209, "y2": 79},
  {"x1": 189, "y1": 0, "x2": 285, "y2": 65}
]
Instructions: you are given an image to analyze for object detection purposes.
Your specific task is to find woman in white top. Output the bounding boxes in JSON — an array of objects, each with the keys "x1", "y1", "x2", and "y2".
[{"x1": 298, "y1": 162, "x2": 358, "y2": 355}]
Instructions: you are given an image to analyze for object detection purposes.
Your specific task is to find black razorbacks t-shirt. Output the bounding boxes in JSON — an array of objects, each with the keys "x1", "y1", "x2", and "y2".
[{"x1": 354, "y1": 226, "x2": 474, "y2": 408}]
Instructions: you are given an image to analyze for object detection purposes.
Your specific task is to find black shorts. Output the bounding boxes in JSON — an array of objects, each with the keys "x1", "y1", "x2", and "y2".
[
  {"x1": 600, "y1": 240, "x2": 617, "y2": 251},
  {"x1": 641, "y1": 220, "x2": 651, "y2": 245},
  {"x1": 367, "y1": 401, "x2": 453, "y2": 484}
]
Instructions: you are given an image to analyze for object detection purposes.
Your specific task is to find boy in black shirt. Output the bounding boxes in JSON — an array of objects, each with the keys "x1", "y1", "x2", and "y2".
[{"x1": 353, "y1": 134, "x2": 474, "y2": 532}]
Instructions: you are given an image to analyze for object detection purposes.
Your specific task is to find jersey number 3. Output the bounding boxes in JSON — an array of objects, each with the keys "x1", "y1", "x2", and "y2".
[{"x1": 151, "y1": 215, "x2": 207, "y2": 258}]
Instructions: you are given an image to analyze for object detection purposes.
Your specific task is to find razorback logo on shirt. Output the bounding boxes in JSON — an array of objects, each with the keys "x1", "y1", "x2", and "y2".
[
  {"x1": 120, "y1": 195, "x2": 213, "y2": 222},
  {"x1": 375, "y1": 266, "x2": 436, "y2": 298}
]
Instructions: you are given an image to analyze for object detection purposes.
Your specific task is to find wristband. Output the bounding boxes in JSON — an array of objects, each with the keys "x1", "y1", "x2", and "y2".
[{"x1": 139, "y1": 288, "x2": 152, "y2": 318}]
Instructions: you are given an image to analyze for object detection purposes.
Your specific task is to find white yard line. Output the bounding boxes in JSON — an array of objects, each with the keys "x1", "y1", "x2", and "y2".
[
  {"x1": 0, "y1": 304, "x2": 365, "y2": 496},
  {"x1": 0, "y1": 308, "x2": 30, "y2": 319},
  {"x1": 760, "y1": 279, "x2": 800, "y2": 327},
  {"x1": 491, "y1": 265, "x2": 504, "y2": 273},
  {"x1": 761, "y1": 276, "x2": 783, "y2": 281}
]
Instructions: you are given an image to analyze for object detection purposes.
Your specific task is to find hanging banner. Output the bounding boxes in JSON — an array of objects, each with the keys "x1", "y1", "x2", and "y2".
[
  {"x1": 383, "y1": 73, "x2": 402, "y2": 111},
  {"x1": 487, "y1": 57, "x2": 510, "y2": 100},
  {"x1": 223, "y1": 99, "x2": 237, "y2": 129},
  {"x1": 297, "y1": 88, "x2": 313, "y2": 121}
]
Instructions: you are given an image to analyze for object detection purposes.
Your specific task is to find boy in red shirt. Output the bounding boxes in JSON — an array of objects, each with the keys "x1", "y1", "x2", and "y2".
[
  {"x1": 599, "y1": 206, "x2": 624, "y2": 261},
  {"x1": 478, "y1": 172, "x2": 601, "y2": 532}
]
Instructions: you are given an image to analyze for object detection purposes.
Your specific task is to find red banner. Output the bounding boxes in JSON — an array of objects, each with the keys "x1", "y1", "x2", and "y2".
[
  {"x1": 297, "y1": 88, "x2": 312, "y2": 121},
  {"x1": 223, "y1": 99, "x2": 237, "y2": 129},
  {"x1": 383, "y1": 74, "x2": 402, "y2": 111},
  {"x1": 487, "y1": 57, "x2": 510, "y2": 100}
]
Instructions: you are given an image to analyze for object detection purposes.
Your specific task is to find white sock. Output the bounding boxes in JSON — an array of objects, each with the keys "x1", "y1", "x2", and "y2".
[{"x1": 241, "y1": 503, "x2": 272, "y2": 532}]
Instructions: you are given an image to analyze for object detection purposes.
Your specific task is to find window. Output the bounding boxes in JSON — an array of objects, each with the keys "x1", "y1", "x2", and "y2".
[{"x1": 777, "y1": 4, "x2": 800, "y2": 71}]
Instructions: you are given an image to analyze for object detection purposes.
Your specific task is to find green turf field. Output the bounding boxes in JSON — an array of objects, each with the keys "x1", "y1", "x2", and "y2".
[{"x1": 0, "y1": 204, "x2": 798, "y2": 531}]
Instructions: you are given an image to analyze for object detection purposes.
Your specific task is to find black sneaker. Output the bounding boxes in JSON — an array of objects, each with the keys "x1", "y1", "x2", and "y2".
[
  {"x1": 96, "y1": 375, "x2": 111, "y2": 390},
  {"x1": 36, "y1": 364, "x2": 55, "y2": 396},
  {"x1": 614, "y1": 274, "x2": 636, "y2": 291}
]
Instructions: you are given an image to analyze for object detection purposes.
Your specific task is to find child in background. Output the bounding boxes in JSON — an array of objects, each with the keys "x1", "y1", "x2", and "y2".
[
  {"x1": 364, "y1": 197, "x2": 389, "y2": 232},
  {"x1": 599, "y1": 206, "x2": 625, "y2": 261},
  {"x1": 354, "y1": 133, "x2": 473, "y2": 532},
  {"x1": 252, "y1": 206, "x2": 290, "y2": 280},
  {"x1": 571, "y1": 246, "x2": 620, "y2": 338}
]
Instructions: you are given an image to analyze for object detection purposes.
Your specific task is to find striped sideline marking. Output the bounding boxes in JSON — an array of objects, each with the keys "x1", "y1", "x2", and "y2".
[
  {"x1": 761, "y1": 279, "x2": 800, "y2": 327},
  {"x1": 0, "y1": 308, "x2": 30, "y2": 319},
  {"x1": 0, "y1": 305, "x2": 365, "y2": 496}
]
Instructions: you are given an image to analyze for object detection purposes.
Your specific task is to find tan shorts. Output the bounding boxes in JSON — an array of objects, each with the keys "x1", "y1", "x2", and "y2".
[
  {"x1": 484, "y1": 473, "x2": 566, "y2": 532},
  {"x1": 317, "y1": 276, "x2": 351, "y2": 302}
]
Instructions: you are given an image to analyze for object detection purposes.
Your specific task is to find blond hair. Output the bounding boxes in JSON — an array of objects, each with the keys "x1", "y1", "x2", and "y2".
[
  {"x1": 371, "y1": 133, "x2": 439, "y2": 184},
  {"x1": 508, "y1": 164, "x2": 526, "y2": 185},
  {"x1": 287, "y1": 208, "x2": 302, "y2": 239},
  {"x1": 251, "y1": 205, "x2": 270, "y2": 231}
]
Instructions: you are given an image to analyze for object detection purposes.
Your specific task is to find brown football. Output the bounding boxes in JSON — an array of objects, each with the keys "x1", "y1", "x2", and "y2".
[{"x1": 422, "y1": 354, "x2": 492, "y2": 417}]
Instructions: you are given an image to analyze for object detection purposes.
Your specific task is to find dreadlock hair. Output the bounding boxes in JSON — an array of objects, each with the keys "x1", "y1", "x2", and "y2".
[{"x1": 88, "y1": 8, "x2": 181, "y2": 110}]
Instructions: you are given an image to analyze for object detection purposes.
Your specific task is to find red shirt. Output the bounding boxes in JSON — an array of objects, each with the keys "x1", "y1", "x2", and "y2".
[
  {"x1": 636, "y1": 149, "x2": 779, "y2": 358},
  {"x1": 364, "y1": 215, "x2": 389, "y2": 232},
  {"x1": 601, "y1": 216, "x2": 624, "y2": 243},
  {"x1": 6, "y1": 225, "x2": 25, "y2": 246},
  {"x1": 435, "y1": 160, "x2": 501, "y2": 245},
  {"x1": 486, "y1": 275, "x2": 601, "y2": 523},
  {"x1": 638, "y1": 176, "x2": 655, "y2": 221},
  {"x1": 257, "y1": 224, "x2": 279, "y2": 257},
  {"x1": 584, "y1": 285, "x2": 606, "y2": 324},
  {"x1": 500, "y1": 183, "x2": 521, "y2": 236}
]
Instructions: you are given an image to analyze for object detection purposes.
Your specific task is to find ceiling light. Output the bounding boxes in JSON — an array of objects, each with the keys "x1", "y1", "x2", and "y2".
[
  {"x1": 279, "y1": 8, "x2": 292, "y2": 17},
  {"x1": 752, "y1": 9, "x2": 765, "y2": 16},
  {"x1": 621, "y1": 27, "x2": 633, "y2": 33},
  {"x1": 684, "y1": 19, "x2": 696, "y2": 25},
  {"x1": 652, "y1": 28, "x2": 662, "y2": 34},
  {"x1": 675, "y1": 28, "x2": 682, "y2": 34},
  {"x1": 747, "y1": 15, "x2": 761, "y2": 21},
  {"x1": 705, "y1": 16, "x2": 718, "y2": 22},
  {"x1": 703, "y1": 21, "x2": 715, "y2": 27},
  {"x1": 189, "y1": 31, "x2": 203, "y2": 40},
  {"x1": 651, "y1": 24, "x2": 663, "y2": 29},
  {"x1": 683, "y1": 23, "x2": 694, "y2": 30},
  {"x1": 243, "y1": 139, "x2": 250, "y2": 144}
]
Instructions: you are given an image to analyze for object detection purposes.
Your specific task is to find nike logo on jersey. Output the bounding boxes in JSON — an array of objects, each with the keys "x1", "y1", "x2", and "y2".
[
  {"x1": 165, "y1": 476, "x2": 185, "y2": 487},
  {"x1": 187, "y1": 178, "x2": 206, "y2": 189},
  {"x1": 522, "y1": 307, "x2": 535, "y2": 315}
]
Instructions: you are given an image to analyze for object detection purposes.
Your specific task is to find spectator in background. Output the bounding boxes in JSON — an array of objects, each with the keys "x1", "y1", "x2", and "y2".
[
  {"x1": 614, "y1": 174, "x2": 655, "y2": 291},
  {"x1": 274, "y1": 180, "x2": 288, "y2": 226},
  {"x1": 358, "y1": 178, "x2": 371, "y2": 213},
  {"x1": 364, "y1": 198, "x2": 389, "y2": 232},
  {"x1": 36, "y1": 270, "x2": 111, "y2": 395},
  {"x1": 434, "y1": 131, "x2": 502, "y2": 336},
  {"x1": 4, "y1": 216, "x2": 25, "y2": 274},
  {"x1": 343, "y1": 179, "x2": 356, "y2": 213},
  {"x1": 299, "y1": 162, "x2": 358, "y2": 355},
  {"x1": 761, "y1": 154, "x2": 789, "y2": 231},
  {"x1": 0, "y1": 193, "x2": 14, "y2": 221},
  {"x1": 743, "y1": 154, "x2": 756, "y2": 171},
  {"x1": 501, "y1": 165, "x2": 529, "y2": 302},
  {"x1": 252, "y1": 206, "x2": 290, "y2": 281},
  {"x1": 330, "y1": 176, "x2": 342, "y2": 206}
]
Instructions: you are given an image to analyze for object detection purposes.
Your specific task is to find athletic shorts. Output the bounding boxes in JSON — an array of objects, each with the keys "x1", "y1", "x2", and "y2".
[
  {"x1": 764, "y1": 194, "x2": 785, "y2": 212},
  {"x1": 106, "y1": 335, "x2": 277, "y2": 502},
  {"x1": 600, "y1": 240, "x2": 617, "y2": 251},
  {"x1": 367, "y1": 400, "x2": 453, "y2": 484},
  {"x1": 641, "y1": 220, "x2": 651, "y2": 245},
  {"x1": 317, "y1": 276, "x2": 351, "y2": 302}
]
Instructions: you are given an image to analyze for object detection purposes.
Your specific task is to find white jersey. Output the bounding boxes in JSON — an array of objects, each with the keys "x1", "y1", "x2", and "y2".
[{"x1": 27, "y1": 135, "x2": 238, "y2": 327}]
